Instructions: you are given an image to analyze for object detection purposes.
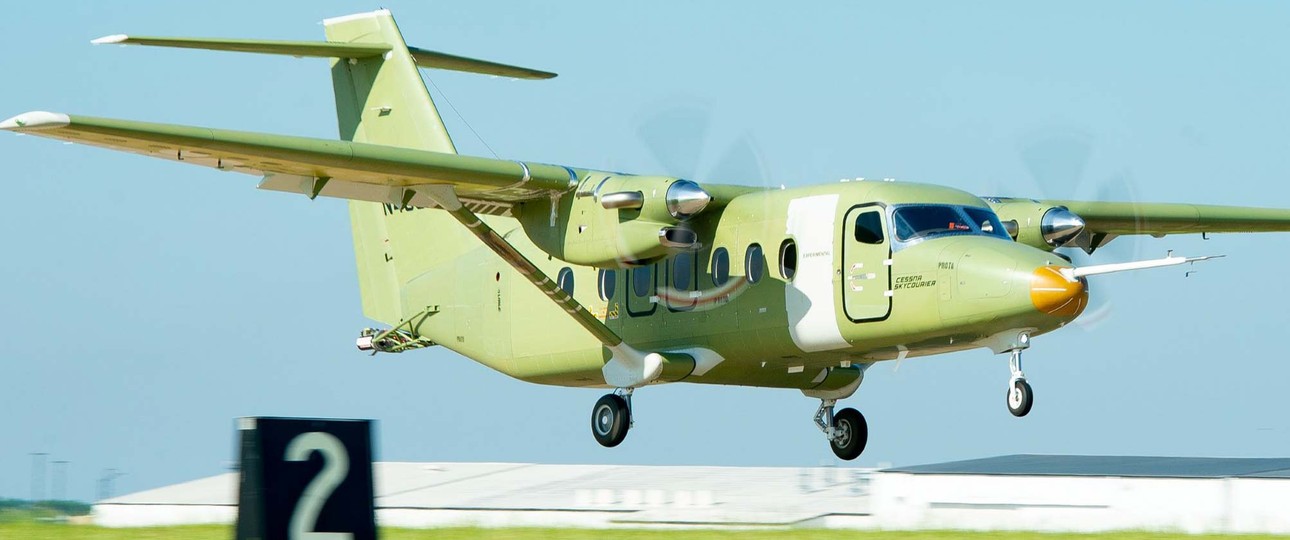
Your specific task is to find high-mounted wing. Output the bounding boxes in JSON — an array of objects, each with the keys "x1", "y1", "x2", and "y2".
[
  {"x1": 0, "y1": 111, "x2": 578, "y2": 214},
  {"x1": 1055, "y1": 200, "x2": 1290, "y2": 253},
  {"x1": 1050, "y1": 200, "x2": 1290, "y2": 235},
  {"x1": 985, "y1": 197, "x2": 1290, "y2": 252}
]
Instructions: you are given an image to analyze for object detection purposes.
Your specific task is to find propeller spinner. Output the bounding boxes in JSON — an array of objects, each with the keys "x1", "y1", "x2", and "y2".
[
  {"x1": 1040, "y1": 207, "x2": 1086, "y2": 248},
  {"x1": 665, "y1": 180, "x2": 712, "y2": 220}
]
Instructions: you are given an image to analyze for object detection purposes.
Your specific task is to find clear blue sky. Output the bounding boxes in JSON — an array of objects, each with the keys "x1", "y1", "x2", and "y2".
[{"x1": 4, "y1": 1, "x2": 1290, "y2": 502}]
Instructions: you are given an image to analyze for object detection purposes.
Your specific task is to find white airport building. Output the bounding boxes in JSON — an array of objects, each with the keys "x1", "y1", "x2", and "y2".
[{"x1": 93, "y1": 455, "x2": 1290, "y2": 534}]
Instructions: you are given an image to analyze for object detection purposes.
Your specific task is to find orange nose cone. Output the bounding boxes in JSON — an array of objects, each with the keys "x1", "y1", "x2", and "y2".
[{"x1": 1030, "y1": 265, "x2": 1088, "y2": 318}]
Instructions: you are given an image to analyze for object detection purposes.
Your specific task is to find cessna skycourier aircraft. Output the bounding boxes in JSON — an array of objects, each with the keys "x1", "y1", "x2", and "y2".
[{"x1": 7, "y1": 10, "x2": 1290, "y2": 460}]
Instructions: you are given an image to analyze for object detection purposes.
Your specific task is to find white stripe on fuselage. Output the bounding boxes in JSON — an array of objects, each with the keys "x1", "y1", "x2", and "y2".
[{"x1": 785, "y1": 195, "x2": 849, "y2": 352}]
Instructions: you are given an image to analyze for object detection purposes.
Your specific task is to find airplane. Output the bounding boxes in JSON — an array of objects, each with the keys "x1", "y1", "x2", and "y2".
[{"x1": 5, "y1": 9, "x2": 1290, "y2": 461}]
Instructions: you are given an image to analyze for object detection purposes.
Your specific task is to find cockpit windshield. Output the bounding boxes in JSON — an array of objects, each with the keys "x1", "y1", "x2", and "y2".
[{"x1": 891, "y1": 205, "x2": 1011, "y2": 245}]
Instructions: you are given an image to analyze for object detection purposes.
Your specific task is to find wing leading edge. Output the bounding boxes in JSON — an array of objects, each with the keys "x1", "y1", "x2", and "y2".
[{"x1": 0, "y1": 110, "x2": 578, "y2": 213}]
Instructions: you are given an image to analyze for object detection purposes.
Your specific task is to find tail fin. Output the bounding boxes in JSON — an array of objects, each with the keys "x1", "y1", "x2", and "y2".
[
  {"x1": 323, "y1": 10, "x2": 451, "y2": 324},
  {"x1": 91, "y1": 9, "x2": 556, "y2": 325},
  {"x1": 322, "y1": 10, "x2": 555, "y2": 325},
  {"x1": 323, "y1": 9, "x2": 456, "y2": 153}
]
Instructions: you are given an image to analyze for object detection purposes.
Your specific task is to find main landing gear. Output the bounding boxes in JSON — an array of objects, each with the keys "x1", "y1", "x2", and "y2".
[
  {"x1": 815, "y1": 399, "x2": 868, "y2": 460},
  {"x1": 591, "y1": 389, "x2": 633, "y2": 447},
  {"x1": 589, "y1": 389, "x2": 870, "y2": 460},
  {"x1": 1007, "y1": 348, "x2": 1034, "y2": 417}
]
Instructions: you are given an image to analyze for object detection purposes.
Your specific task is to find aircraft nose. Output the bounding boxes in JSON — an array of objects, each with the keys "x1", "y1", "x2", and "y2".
[{"x1": 1029, "y1": 265, "x2": 1088, "y2": 317}]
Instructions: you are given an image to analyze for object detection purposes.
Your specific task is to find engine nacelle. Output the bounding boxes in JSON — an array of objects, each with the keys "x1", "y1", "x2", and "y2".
[
  {"x1": 984, "y1": 197, "x2": 1086, "y2": 251},
  {"x1": 516, "y1": 175, "x2": 712, "y2": 268}
]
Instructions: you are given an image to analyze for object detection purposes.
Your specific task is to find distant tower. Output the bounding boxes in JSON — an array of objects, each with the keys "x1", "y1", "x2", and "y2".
[
  {"x1": 51, "y1": 461, "x2": 70, "y2": 501},
  {"x1": 29, "y1": 452, "x2": 48, "y2": 502}
]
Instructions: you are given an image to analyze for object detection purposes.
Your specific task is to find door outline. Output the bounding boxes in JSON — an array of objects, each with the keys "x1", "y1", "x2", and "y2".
[
  {"x1": 626, "y1": 264, "x2": 658, "y2": 318},
  {"x1": 841, "y1": 203, "x2": 893, "y2": 322}
]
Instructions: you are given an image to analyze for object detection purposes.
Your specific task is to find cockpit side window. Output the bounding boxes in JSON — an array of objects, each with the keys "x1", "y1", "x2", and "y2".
[{"x1": 854, "y1": 211, "x2": 885, "y2": 244}]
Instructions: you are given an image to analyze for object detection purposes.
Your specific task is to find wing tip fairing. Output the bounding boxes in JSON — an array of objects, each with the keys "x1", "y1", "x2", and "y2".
[
  {"x1": 90, "y1": 34, "x2": 128, "y2": 45},
  {"x1": 0, "y1": 111, "x2": 70, "y2": 131}
]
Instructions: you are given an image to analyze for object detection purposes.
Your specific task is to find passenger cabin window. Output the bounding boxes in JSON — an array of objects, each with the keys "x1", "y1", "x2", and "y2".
[
  {"x1": 598, "y1": 269, "x2": 616, "y2": 301},
  {"x1": 556, "y1": 267, "x2": 575, "y2": 297},
  {"x1": 854, "y1": 211, "x2": 885, "y2": 244},
  {"x1": 779, "y1": 239, "x2": 797, "y2": 280},
  {"x1": 632, "y1": 266, "x2": 653, "y2": 297},
  {"x1": 711, "y1": 247, "x2": 730, "y2": 286},
  {"x1": 746, "y1": 244, "x2": 765, "y2": 284},
  {"x1": 673, "y1": 252, "x2": 693, "y2": 291}
]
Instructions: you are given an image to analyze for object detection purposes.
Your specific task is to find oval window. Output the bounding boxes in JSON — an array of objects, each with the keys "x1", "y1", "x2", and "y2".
[
  {"x1": 598, "y1": 269, "x2": 616, "y2": 301},
  {"x1": 673, "y1": 252, "x2": 693, "y2": 291},
  {"x1": 779, "y1": 239, "x2": 797, "y2": 280},
  {"x1": 632, "y1": 266, "x2": 653, "y2": 298},
  {"x1": 745, "y1": 244, "x2": 764, "y2": 284},
  {"x1": 556, "y1": 267, "x2": 575, "y2": 297},
  {"x1": 711, "y1": 247, "x2": 730, "y2": 286}
]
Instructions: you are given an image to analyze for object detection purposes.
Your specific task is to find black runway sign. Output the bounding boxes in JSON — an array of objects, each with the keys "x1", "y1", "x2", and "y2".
[{"x1": 235, "y1": 417, "x2": 376, "y2": 540}]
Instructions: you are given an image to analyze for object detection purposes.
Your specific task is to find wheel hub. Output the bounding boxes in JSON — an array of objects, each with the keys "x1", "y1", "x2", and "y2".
[
  {"x1": 833, "y1": 421, "x2": 852, "y2": 448},
  {"x1": 594, "y1": 405, "x2": 613, "y2": 435}
]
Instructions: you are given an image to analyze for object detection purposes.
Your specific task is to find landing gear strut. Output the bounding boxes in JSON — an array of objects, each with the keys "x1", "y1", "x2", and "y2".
[
  {"x1": 591, "y1": 389, "x2": 633, "y2": 447},
  {"x1": 814, "y1": 399, "x2": 868, "y2": 460},
  {"x1": 1007, "y1": 349, "x2": 1034, "y2": 417}
]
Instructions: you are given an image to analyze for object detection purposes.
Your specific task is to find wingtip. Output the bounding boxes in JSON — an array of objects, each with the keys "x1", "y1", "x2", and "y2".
[
  {"x1": 1, "y1": 111, "x2": 71, "y2": 131},
  {"x1": 91, "y1": 34, "x2": 129, "y2": 45}
]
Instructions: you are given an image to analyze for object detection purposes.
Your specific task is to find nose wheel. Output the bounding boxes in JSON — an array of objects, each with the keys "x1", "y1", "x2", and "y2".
[
  {"x1": 814, "y1": 400, "x2": 868, "y2": 460},
  {"x1": 1006, "y1": 349, "x2": 1034, "y2": 417},
  {"x1": 591, "y1": 390, "x2": 632, "y2": 447}
]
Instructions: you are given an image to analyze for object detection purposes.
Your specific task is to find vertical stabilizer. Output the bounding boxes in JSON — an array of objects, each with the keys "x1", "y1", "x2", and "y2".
[
  {"x1": 323, "y1": 9, "x2": 456, "y2": 153},
  {"x1": 324, "y1": 9, "x2": 456, "y2": 325}
]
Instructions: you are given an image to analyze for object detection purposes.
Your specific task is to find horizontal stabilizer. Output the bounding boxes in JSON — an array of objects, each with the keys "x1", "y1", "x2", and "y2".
[
  {"x1": 92, "y1": 32, "x2": 556, "y2": 79},
  {"x1": 407, "y1": 46, "x2": 555, "y2": 79},
  {"x1": 91, "y1": 35, "x2": 391, "y2": 58}
]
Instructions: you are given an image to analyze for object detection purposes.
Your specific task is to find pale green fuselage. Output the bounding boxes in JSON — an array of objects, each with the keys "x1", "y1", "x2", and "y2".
[{"x1": 376, "y1": 178, "x2": 1077, "y2": 393}]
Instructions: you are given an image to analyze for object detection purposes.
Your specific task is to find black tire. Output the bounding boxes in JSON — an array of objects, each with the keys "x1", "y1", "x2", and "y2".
[
  {"x1": 591, "y1": 394, "x2": 630, "y2": 447},
  {"x1": 1007, "y1": 379, "x2": 1034, "y2": 417},
  {"x1": 829, "y1": 408, "x2": 868, "y2": 461}
]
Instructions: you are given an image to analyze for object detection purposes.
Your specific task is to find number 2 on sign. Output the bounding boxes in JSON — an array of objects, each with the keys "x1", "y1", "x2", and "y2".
[{"x1": 284, "y1": 432, "x2": 354, "y2": 540}]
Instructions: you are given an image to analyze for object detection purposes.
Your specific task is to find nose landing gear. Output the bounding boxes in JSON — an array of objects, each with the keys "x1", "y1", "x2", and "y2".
[
  {"x1": 814, "y1": 399, "x2": 868, "y2": 460},
  {"x1": 1006, "y1": 348, "x2": 1034, "y2": 417}
]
